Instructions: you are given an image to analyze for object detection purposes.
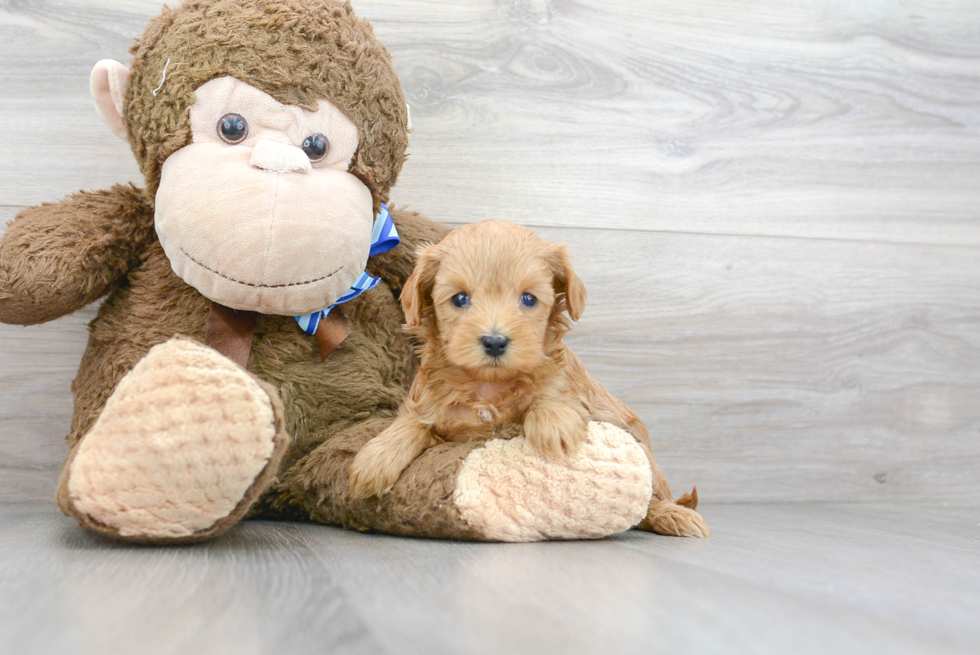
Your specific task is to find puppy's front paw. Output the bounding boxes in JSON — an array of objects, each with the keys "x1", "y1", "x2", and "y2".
[
  {"x1": 349, "y1": 420, "x2": 437, "y2": 499},
  {"x1": 349, "y1": 440, "x2": 405, "y2": 499},
  {"x1": 524, "y1": 404, "x2": 588, "y2": 458}
]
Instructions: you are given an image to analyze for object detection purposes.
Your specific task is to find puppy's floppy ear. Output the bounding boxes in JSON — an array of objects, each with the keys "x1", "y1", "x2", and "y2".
[
  {"x1": 548, "y1": 244, "x2": 587, "y2": 321},
  {"x1": 401, "y1": 243, "x2": 443, "y2": 328}
]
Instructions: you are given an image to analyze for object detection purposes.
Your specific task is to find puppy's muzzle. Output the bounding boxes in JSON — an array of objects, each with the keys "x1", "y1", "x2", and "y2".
[{"x1": 481, "y1": 334, "x2": 509, "y2": 359}]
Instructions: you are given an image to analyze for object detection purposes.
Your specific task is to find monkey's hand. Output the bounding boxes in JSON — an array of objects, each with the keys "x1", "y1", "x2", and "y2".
[{"x1": 0, "y1": 184, "x2": 154, "y2": 325}]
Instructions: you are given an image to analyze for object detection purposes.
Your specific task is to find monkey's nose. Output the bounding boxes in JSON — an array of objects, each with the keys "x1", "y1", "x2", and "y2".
[
  {"x1": 481, "y1": 334, "x2": 509, "y2": 358},
  {"x1": 249, "y1": 140, "x2": 312, "y2": 174}
]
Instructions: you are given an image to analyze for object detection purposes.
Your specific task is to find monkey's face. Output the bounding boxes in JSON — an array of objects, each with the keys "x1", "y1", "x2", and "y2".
[{"x1": 154, "y1": 77, "x2": 374, "y2": 316}]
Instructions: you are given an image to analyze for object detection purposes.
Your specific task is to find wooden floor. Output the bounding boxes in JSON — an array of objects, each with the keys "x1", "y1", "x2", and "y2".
[{"x1": 1, "y1": 503, "x2": 976, "y2": 655}]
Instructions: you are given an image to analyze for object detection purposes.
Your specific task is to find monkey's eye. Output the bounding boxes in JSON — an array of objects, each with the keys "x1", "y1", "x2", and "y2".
[
  {"x1": 520, "y1": 293, "x2": 538, "y2": 308},
  {"x1": 217, "y1": 113, "x2": 248, "y2": 144},
  {"x1": 451, "y1": 292, "x2": 470, "y2": 308},
  {"x1": 302, "y1": 133, "x2": 330, "y2": 162}
]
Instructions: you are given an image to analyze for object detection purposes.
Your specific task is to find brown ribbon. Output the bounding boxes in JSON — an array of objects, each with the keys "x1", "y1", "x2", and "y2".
[
  {"x1": 313, "y1": 307, "x2": 351, "y2": 360},
  {"x1": 206, "y1": 302, "x2": 258, "y2": 368},
  {"x1": 206, "y1": 301, "x2": 350, "y2": 366}
]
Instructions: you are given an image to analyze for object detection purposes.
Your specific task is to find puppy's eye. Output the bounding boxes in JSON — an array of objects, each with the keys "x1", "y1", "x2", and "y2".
[
  {"x1": 451, "y1": 292, "x2": 470, "y2": 308},
  {"x1": 302, "y1": 133, "x2": 330, "y2": 162},
  {"x1": 520, "y1": 293, "x2": 538, "y2": 308},
  {"x1": 217, "y1": 113, "x2": 248, "y2": 144}
]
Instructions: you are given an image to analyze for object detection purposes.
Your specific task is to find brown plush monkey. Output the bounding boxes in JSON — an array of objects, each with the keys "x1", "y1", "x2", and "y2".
[{"x1": 0, "y1": 0, "x2": 707, "y2": 543}]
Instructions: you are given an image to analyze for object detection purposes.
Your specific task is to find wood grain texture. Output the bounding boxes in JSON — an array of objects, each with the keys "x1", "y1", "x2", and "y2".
[
  {"x1": 1, "y1": 503, "x2": 978, "y2": 655},
  {"x1": 1, "y1": 1, "x2": 979, "y2": 505},
  {"x1": 382, "y1": 0, "x2": 980, "y2": 245},
  {"x1": 550, "y1": 227, "x2": 980, "y2": 504},
  {"x1": 1, "y1": 0, "x2": 979, "y2": 243}
]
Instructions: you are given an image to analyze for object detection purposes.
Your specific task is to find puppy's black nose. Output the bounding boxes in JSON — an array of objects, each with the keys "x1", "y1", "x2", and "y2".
[{"x1": 481, "y1": 334, "x2": 509, "y2": 358}]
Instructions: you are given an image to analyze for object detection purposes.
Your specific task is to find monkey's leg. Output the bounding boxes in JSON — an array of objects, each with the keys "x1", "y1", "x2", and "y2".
[
  {"x1": 586, "y1": 377, "x2": 711, "y2": 538},
  {"x1": 274, "y1": 420, "x2": 654, "y2": 542},
  {"x1": 57, "y1": 338, "x2": 290, "y2": 544}
]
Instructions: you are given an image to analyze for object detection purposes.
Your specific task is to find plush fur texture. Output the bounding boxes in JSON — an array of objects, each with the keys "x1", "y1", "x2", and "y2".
[
  {"x1": 125, "y1": 0, "x2": 408, "y2": 211},
  {"x1": 0, "y1": 185, "x2": 154, "y2": 326},
  {"x1": 36, "y1": 196, "x2": 461, "y2": 538},
  {"x1": 347, "y1": 220, "x2": 710, "y2": 538},
  {"x1": 1, "y1": 0, "x2": 684, "y2": 543}
]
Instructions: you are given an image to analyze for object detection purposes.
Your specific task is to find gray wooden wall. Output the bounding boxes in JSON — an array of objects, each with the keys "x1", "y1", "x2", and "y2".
[{"x1": 1, "y1": 0, "x2": 978, "y2": 505}]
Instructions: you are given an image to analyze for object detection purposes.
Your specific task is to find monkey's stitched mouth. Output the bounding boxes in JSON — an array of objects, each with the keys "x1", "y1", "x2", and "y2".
[{"x1": 180, "y1": 248, "x2": 343, "y2": 289}]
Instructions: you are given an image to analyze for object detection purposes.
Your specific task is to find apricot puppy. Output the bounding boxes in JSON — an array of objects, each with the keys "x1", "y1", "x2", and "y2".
[{"x1": 348, "y1": 220, "x2": 709, "y2": 537}]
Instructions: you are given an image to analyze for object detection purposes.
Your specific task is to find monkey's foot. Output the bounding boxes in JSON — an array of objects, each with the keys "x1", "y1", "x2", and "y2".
[
  {"x1": 452, "y1": 421, "x2": 654, "y2": 541},
  {"x1": 58, "y1": 338, "x2": 289, "y2": 543}
]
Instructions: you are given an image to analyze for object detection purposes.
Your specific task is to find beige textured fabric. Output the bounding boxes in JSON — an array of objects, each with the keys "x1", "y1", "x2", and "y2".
[
  {"x1": 249, "y1": 140, "x2": 312, "y2": 174},
  {"x1": 453, "y1": 422, "x2": 654, "y2": 542},
  {"x1": 67, "y1": 339, "x2": 278, "y2": 539},
  {"x1": 154, "y1": 78, "x2": 374, "y2": 316},
  {"x1": 156, "y1": 143, "x2": 373, "y2": 315}
]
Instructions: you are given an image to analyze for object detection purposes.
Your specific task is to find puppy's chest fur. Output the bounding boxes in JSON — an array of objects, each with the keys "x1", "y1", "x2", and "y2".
[{"x1": 408, "y1": 370, "x2": 558, "y2": 442}]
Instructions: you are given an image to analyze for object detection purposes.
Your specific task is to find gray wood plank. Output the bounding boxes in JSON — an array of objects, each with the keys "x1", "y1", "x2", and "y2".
[
  {"x1": 547, "y1": 227, "x2": 980, "y2": 504},
  {"x1": 1, "y1": 0, "x2": 979, "y2": 244},
  {"x1": 1, "y1": 503, "x2": 977, "y2": 655},
  {"x1": 2, "y1": 220, "x2": 978, "y2": 504},
  {"x1": 385, "y1": 0, "x2": 980, "y2": 245},
  {"x1": 0, "y1": 505, "x2": 385, "y2": 655},
  {"x1": 0, "y1": 303, "x2": 93, "y2": 503}
]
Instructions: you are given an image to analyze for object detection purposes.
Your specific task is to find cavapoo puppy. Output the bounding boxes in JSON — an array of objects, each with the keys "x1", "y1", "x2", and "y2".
[{"x1": 348, "y1": 220, "x2": 709, "y2": 537}]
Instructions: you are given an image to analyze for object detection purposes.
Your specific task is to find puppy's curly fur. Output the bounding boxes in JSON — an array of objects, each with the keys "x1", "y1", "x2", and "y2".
[{"x1": 349, "y1": 220, "x2": 709, "y2": 537}]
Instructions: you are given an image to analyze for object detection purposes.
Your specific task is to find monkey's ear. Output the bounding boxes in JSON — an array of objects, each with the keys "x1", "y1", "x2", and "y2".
[
  {"x1": 549, "y1": 244, "x2": 588, "y2": 321},
  {"x1": 91, "y1": 60, "x2": 131, "y2": 141},
  {"x1": 401, "y1": 244, "x2": 442, "y2": 328}
]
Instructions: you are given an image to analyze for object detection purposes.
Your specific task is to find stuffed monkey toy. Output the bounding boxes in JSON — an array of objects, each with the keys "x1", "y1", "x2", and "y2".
[{"x1": 0, "y1": 0, "x2": 708, "y2": 543}]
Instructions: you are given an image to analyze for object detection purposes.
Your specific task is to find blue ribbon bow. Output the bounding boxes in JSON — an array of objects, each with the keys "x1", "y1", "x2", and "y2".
[{"x1": 294, "y1": 203, "x2": 400, "y2": 335}]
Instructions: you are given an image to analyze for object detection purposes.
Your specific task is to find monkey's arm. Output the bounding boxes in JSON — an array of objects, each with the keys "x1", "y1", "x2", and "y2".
[
  {"x1": 367, "y1": 207, "x2": 452, "y2": 292},
  {"x1": 0, "y1": 184, "x2": 155, "y2": 325}
]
